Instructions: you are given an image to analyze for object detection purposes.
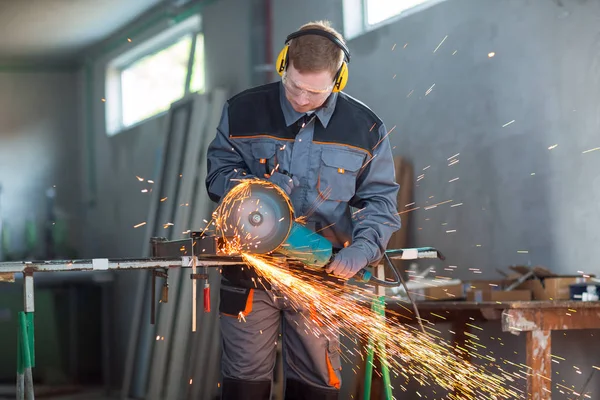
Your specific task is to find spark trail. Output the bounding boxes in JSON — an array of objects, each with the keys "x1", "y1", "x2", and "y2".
[
  {"x1": 241, "y1": 253, "x2": 522, "y2": 399},
  {"x1": 211, "y1": 178, "x2": 524, "y2": 398}
]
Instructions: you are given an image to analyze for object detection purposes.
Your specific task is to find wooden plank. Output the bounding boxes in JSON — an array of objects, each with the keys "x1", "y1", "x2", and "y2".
[
  {"x1": 526, "y1": 330, "x2": 552, "y2": 400},
  {"x1": 507, "y1": 301, "x2": 600, "y2": 310},
  {"x1": 392, "y1": 300, "x2": 600, "y2": 311},
  {"x1": 163, "y1": 86, "x2": 225, "y2": 400},
  {"x1": 160, "y1": 92, "x2": 210, "y2": 400},
  {"x1": 122, "y1": 93, "x2": 195, "y2": 400},
  {"x1": 390, "y1": 301, "x2": 514, "y2": 311},
  {"x1": 502, "y1": 308, "x2": 600, "y2": 332},
  {"x1": 148, "y1": 93, "x2": 209, "y2": 400}
]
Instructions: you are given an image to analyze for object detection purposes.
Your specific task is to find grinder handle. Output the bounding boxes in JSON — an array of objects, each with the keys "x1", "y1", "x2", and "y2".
[
  {"x1": 354, "y1": 268, "x2": 372, "y2": 282},
  {"x1": 325, "y1": 250, "x2": 372, "y2": 283}
]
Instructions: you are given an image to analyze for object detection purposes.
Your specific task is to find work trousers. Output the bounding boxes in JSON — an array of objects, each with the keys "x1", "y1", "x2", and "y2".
[{"x1": 219, "y1": 280, "x2": 342, "y2": 400}]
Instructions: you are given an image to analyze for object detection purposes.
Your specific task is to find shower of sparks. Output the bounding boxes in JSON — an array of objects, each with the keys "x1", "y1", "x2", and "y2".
[
  {"x1": 582, "y1": 147, "x2": 600, "y2": 154},
  {"x1": 548, "y1": 144, "x2": 558, "y2": 150},
  {"x1": 488, "y1": 52, "x2": 496, "y2": 58},
  {"x1": 242, "y1": 252, "x2": 522, "y2": 398},
  {"x1": 425, "y1": 84, "x2": 436, "y2": 96},
  {"x1": 206, "y1": 178, "x2": 524, "y2": 398},
  {"x1": 424, "y1": 199, "x2": 453, "y2": 210},
  {"x1": 133, "y1": 222, "x2": 146, "y2": 228},
  {"x1": 433, "y1": 35, "x2": 448, "y2": 53},
  {"x1": 502, "y1": 120, "x2": 515, "y2": 128}
]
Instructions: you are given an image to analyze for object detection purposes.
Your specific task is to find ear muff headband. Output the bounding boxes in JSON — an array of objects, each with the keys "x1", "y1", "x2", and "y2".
[{"x1": 276, "y1": 28, "x2": 350, "y2": 92}]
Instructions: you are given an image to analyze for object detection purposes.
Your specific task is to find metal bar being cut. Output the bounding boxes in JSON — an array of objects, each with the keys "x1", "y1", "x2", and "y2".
[{"x1": 0, "y1": 256, "x2": 241, "y2": 274}]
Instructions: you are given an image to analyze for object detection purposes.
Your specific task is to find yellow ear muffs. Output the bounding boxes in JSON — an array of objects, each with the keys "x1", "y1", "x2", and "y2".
[
  {"x1": 276, "y1": 45, "x2": 289, "y2": 76},
  {"x1": 332, "y1": 62, "x2": 348, "y2": 92},
  {"x1": 276, "y1": 29, "x2": 352, "y2": 90}
]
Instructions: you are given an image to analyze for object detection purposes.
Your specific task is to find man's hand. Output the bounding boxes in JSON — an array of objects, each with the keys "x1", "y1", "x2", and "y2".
[
  {"x1": 325, "y1": 246, "x2": 369, "y2": 279},
  {"x1": 264, "y1": 171, "x2": 299, "y2": 195}
]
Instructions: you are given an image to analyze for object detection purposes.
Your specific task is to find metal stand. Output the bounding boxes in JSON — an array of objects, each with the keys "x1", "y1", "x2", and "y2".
[
  {"x1": 363, "y1": 265, "x2": 393, "y2": 400},
  {"x1": 17, "y1": 272, "x2": 35, "y2": 400},
  {"x1": 1, "y1": 254, "x2": 239, "y2": 400}
]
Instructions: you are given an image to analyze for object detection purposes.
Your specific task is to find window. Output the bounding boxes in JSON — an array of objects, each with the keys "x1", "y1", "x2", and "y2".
[
  {"x1": 365, "y1": 0, "x2": 431, "y2": 26},
  {"x1": 343, "y1": 0, "x2": 442, "y2": 40},
  {"x1": 106, "y1": 15, "x2": 205, "y2": 135}
]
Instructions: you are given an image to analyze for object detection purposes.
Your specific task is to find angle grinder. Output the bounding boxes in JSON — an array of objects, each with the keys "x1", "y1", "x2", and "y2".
[
  {"x1": 215, "y1": 180, "x2": 437, "y2": 286},
  {"x1": 216, "y1": 180, "x2": 341, "y2": 269}
]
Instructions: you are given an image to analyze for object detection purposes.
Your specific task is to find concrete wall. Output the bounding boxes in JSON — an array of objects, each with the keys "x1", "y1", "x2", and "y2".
[
  {"x1": 0, "y1": 71, "x2": 81, "y2": 260},
  {"x1": 79, "y1": 0, "x2": 253, "y2": 387},
  {"x1": 270, "y1": 0, "x2": 600, "y2": 397},
  {"x1": 273, "y1": 0, "x2": 600, "y2": 278},
  {"x1": 80, "y1": 0, "x2": 600, "y2": 396}
]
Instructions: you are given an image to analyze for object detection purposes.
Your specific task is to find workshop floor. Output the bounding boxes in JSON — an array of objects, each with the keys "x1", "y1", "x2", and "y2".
[{"x1": 0, "y1": 386, "x2": 115, "y2": 400}]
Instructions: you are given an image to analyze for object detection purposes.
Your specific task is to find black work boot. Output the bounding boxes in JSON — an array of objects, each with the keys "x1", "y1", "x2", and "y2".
[
  {"x1": 284, "y1": 378, "x2": 339, "y2": 400},
  {"x1": 220, "y1": 377, "x2": 271, "y2": 400}
]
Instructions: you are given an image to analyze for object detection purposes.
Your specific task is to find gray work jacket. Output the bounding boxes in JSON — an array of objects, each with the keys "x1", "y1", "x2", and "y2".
[{"x1": 205, "y1": 82, "x2": 401, "y2": 265}]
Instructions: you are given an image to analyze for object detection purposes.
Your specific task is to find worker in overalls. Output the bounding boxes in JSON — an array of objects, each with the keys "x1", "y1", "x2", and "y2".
[{"x1": 205, "y1": 20, "x2": 401, "y2": 400}]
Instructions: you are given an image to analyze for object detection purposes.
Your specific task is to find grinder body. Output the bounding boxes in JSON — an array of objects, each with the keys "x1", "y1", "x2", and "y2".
[
  {"x1": 275, "y1": 222, "x2": 372, "y2": 281},
  {"x1": 275, "y1": 222, "x2": 333, "y2": 268}
]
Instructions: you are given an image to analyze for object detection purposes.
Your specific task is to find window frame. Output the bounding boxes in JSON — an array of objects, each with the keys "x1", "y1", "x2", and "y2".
[
  {"x1": 105, "y1": 14, "x2": 204, "y2": 136},
  {"x1": 344, "y1": 0, "x2": 445, "y2": 40}
]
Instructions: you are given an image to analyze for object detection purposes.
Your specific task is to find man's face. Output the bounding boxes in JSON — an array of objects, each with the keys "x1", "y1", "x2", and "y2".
[{"x1": 282, "y1": 63, "x2": 335, "y2": 113}]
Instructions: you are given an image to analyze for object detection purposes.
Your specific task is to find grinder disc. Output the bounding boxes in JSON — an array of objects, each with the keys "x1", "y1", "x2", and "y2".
[{"x1": 220, "y1": 182, "x2": 293, "y2": 254}]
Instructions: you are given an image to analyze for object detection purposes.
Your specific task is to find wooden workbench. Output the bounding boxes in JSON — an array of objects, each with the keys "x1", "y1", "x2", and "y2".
[{"x1": 387, "y1": 300, "x2": 600, "y2": 399}]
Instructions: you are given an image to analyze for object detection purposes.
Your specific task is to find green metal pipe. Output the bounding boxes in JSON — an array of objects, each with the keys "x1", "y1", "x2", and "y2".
[
  {"x1": 18, "y1": 312, "x2": 34, "y2": 400},
  {"x1": 376, "y1": 296, "x2": 393, "y2": 400},
  {"x1": 363, "y1": 336, "x2": 375, "y2": 399},
  {"x1": 363, "y1": 296, "x2": 394, "y2": 400}
]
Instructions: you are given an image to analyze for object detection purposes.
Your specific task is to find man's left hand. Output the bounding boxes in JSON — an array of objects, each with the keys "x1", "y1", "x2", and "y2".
[{"x1": 325, "y1": 246, "x2": 369, "y2": 279}]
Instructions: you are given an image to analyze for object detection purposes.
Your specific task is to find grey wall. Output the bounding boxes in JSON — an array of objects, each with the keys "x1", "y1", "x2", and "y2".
[
  {"x1": 81, "y1": 0, "x2": 253, "y2": 259},
  {"x1": 79, "y1": 0, "x2": 600, "y2": 397},
  {"x1": 79, "y1": 0, "x2": 253, "y2": 386},
  {"x1": 0, "y1": 71, "x2": 81, "y2": 259},
  {"x1": 273, "y1": 0, "x2": 600, "y2": 278},
  {"x1": 344, "y1": 0, "x2": 600, "y2": 278},
  {"x1": 269, "y1": 0, "x2": 600, "y2": 397}
]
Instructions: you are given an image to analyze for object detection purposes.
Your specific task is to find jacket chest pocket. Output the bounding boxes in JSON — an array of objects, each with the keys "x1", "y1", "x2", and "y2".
[
  {"x1": 318, "y1": 148, "x2": 365, "y2": 202},
  {"x1": 251, "y1": 142, "x2": 277, "y2": 175}
]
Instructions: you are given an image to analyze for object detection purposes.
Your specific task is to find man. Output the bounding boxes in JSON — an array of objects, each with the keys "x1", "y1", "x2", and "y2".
[{"x1": 205, "y1": 20, "x2": 401, "y2": 400}]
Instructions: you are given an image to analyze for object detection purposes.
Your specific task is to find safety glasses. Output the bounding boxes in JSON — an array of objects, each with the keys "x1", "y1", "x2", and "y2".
[{"x1": 282, "y1": 73, "x2": 333, "y2": 99}]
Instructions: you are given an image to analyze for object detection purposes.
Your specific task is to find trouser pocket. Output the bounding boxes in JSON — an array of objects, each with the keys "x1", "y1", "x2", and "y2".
[{"x1": 220, "y1": 283, "x2": 254, "y2": 317}]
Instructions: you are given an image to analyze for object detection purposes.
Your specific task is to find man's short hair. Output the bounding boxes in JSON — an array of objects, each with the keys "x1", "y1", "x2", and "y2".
[{"x1": 288, "y1": 20, "x2": 346, "y2": 76}]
